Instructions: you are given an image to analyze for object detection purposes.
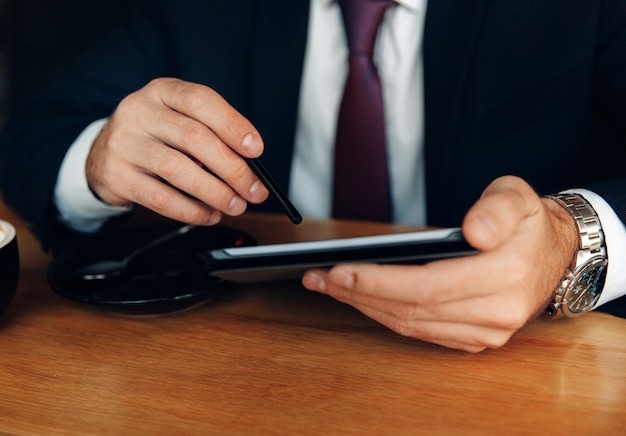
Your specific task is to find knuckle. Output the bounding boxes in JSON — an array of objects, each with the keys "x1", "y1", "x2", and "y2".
[
  {"x1": 149, "y1": 77, "x2": 167, "y2": 86},
  {"x1": 103, "y1": 129, "x2": 130, "y2": 156},
  {"x1": 117, "y1": 90, "x2": 144, "y2": 115},
  {"x1": 389, "y1": 304, "x2": 418, "y2": 321},
  {"x1": 147, "y1": 77, "x2": 173, "y2": 91},
  {"x1": 185, "y1": 175, "x2": 205, "y2": 197},
  {"x1": 492, "y1": 175, "x2": 531, "y2": 196},
  {"x1": 143, "y1": 188, "x2": 170, "y2": 212},
  {"x1": 152, "y1": 149, "x2": 181, "y2": 179},
  {"x1": 229, "y1": 158, "x2": 251, "y2": 182},
  {"x1": 387, "y1": 318, "x2": 416, "y2": 338},
  {"x1": 495, "y1": 190, "x2": 525, "y2": 215},
  {"x1": 179, "y1": 205, "x2": 209, "y2": 224},
  {"x1": 496, "y1": 304, "x2": 530, "y2": 331},
  {"x1": 180, "y1": 83, "x2": 211, "y2": 110},
  {"x1": 358, "y1": 266, "x2": 392, "y2": 293},
  {"x1": 100, "y1": 165, "x2": 122, "y2": 188},
  {"x1": 481, "y1": 332, "x2": 513, "y2": 350},
  {"x1": 145, "y1": 77, "x2": 160, "y2": 88},
  {"x1": 182, "y1": 122, "x2": 208, "y2": 147}
]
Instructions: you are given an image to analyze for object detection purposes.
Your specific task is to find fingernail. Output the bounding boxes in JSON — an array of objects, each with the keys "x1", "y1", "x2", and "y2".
[
  {"x1": 304, "y1": 272, "x2": 327, "y2": 292},
  {"x1": 207, "y1": 211, "x2": 222, "y2": 226},
  {"x1": 242, "y1": 133, "x2": 262, "y2": 153},
  {"x1": 333, "y1": 268, "x2": 354, "y2": 289},
  {"x1": 228, "y1": 196, "x2": 247, "y2": 214},
  {"x1": 248, "y1": 180, "x2": 268, "y2": 203}
]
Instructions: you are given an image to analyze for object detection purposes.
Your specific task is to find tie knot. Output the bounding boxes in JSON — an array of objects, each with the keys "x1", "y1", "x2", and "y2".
[{"x1": 338, "y1": 0, "x2": 393, "y2": 56}]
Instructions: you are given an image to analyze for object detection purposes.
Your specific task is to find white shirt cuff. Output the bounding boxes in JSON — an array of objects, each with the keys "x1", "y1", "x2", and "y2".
[
  {"x1": 563, "y1": 188, "x2": 626, "y2": 308},
  {"x1": 54, "y1": 118, "x2": 133, "y2": 233}
]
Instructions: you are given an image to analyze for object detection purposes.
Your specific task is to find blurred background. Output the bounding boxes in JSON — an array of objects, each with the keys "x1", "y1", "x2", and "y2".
[
  {"x1": 0, "y1": 0, "x2": 8, "y2": 127},
  {"x1": 0, "y1": 0, "x2": 623, "y2": 180},
  {"x1": 0, "y1": 0, "x2": 133, "y2": 127}
]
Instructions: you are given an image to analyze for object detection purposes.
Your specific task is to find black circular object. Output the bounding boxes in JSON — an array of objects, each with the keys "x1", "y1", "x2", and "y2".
[
  {"x1": 48, "y1": 223, "x2": 256, "y2": 314},
  {"x1": 0, "y1": 220, "x2": 19, "y2": 319}
]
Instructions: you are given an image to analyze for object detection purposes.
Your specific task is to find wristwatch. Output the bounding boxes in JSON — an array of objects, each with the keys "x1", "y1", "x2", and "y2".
[{"x1": 545, "y1": 193, "x2": 608, "y2": 318}]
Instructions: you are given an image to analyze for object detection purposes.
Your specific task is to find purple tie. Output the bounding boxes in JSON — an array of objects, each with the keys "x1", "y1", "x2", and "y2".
[{"x1": 332, "y1": 0, "x2": 393, "y2": 222}]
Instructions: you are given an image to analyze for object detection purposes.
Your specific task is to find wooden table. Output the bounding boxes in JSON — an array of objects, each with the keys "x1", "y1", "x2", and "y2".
[{"x1": 1, "y1": 202, "x2": 625, "y2": 435}]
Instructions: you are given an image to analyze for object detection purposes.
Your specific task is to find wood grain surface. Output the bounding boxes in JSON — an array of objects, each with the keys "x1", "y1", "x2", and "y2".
[{"x1": 1, "y1": 201, "x2": 624, "y2": 435}]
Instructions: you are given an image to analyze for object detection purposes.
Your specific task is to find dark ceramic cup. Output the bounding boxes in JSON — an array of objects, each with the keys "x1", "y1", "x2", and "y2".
[{"x1": 0, "y1": 220, "x2": 19, "y2": 318}]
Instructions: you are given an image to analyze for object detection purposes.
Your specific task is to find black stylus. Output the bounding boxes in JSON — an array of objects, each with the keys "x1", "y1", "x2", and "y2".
[{"x1": 245, "y1": 158, "x2": 302, "y2": 224}]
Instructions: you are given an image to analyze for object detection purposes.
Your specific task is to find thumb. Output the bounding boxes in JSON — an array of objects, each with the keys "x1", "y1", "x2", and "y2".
[{"x1": 462, "y1": 176, "x2": 542, "y2": 251}]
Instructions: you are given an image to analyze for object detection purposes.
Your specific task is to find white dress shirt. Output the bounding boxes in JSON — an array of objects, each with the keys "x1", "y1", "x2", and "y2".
[
  {"x1": 54, "y1": 0, "x2": 626, "y2": 307},
  {"x1": 290, "y1": 0, "x2": 427, "y2": 224}
]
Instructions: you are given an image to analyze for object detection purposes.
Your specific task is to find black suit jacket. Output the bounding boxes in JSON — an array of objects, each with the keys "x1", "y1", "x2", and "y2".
[{"x1": 1, "y1": 1, "x2": 626, "y2": 270}]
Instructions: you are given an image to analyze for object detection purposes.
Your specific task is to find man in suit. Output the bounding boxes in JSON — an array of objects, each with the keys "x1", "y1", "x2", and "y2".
[{"x1": 1, "y1": 0, "x2": 625, "y2": 351}]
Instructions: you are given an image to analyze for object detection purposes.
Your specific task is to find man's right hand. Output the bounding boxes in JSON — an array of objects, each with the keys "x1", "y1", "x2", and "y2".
[{"x1": 86, "y1": 77, "x2": 270, "y2": 225}]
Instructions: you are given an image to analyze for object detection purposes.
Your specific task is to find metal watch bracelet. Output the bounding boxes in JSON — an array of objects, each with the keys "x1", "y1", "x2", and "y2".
[{"x1": 544, "y1": 193, "x2": 607, "y2": 318}]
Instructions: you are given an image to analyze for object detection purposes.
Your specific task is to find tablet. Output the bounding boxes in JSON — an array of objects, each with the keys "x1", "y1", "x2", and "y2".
[{"x1": 208, "y1": 227, "x2": 476, "y2": 283}]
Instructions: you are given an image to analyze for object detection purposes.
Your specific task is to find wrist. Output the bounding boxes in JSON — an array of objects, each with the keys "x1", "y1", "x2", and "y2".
[
  {"x1": 543, "y1": 194, "x2": 608, "y2": 318},
  {"x1": 542, "y1": 195, "x2": 579, "y2": 272}
]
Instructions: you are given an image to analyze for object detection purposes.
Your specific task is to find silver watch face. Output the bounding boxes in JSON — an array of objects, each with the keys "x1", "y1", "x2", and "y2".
[{"x1": 562, "y1": 257, "x2": 608, "y2": 317}]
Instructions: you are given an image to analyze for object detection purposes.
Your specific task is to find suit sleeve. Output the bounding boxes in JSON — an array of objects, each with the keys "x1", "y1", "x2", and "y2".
[
  {"x1": 581, "y1": 0, "x2": 626, "y2": 316},
  {"x1": 583, "y1": 1, "x2": 626, "y2": 217},
  {"x1": 0, "y1": 0, "x2": 171, "y2": 253}
]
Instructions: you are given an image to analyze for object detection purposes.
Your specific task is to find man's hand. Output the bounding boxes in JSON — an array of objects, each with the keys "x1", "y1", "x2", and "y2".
[
  {"x1": 302, "y1": 176, "x2": 579, "y2": 352},
  {"x1": 86, "y1": 78, "x2": 269, "y2": 225}
]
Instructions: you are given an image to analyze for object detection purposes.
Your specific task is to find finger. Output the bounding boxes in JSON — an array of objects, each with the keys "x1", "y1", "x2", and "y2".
[
  {"x1": 151, "y1": 78, "x2": 264, "y2": 157},
  {"x1": 303, "y1": 270, "x2": 521, "y2": 351},
  {"x1": 109, "y1": 158, "x2": 223, "y2": 225},
  {"x1": 304, "y1": 266, "x2": 534, "y2": 329},
  {"x1": 145, "y1": 107, "x2": 269, "y2": 204},
  {"x1": 146, "y1": 143, "x2": 251, "y2": 216},
  {"x1": 462, "y1": 175, "x2": 542, "y2": 251},
  {"x1": 341, "y1": 300, "x2": 516, "y2": 351},
  {"x1": 93, "y1": 122, "x2": 248, "y2": 219},
  {"x1": 323, "y1": 285, "x2": 531, "y2": 331},
  {"x1": 308, "y1": 242, "x2": 530, "y2": 306}
]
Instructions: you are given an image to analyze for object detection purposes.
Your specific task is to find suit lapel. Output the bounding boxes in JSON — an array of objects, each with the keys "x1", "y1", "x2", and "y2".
[
  {"x1": 423, "y1": 0, "x2": 489, "y2": 224},
  {"x1": 250, "y1": 1, "x2": 311, "y2": 191}
]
